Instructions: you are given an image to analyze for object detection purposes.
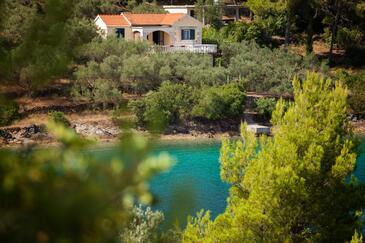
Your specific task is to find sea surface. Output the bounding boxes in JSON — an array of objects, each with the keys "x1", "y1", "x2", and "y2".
[{"x1": 94, "y1": 137, "x2": 365, "y2": 225}]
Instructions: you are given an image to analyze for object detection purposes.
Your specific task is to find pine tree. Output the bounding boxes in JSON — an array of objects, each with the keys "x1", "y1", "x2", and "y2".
[{"x1": 183, "y1": 73, "x2": 364, "y2": 242}]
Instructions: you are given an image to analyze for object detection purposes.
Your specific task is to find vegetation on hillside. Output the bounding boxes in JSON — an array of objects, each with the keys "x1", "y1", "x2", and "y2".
[
  {"x1": 183, "y1": 73, "x2": 364, "y2": 242},
  {"x1": 1, "y1": 0, "x2": 365, "y2": 241},
  {"x1": 0, "y1": 121, "x2": 175, "y2": 242},
  {"x1": 129, "y1": 82, "x2": 246, "y2": 127},
  {"x1": 0, "y1": 100, "x2": 20, "y2": 126}
]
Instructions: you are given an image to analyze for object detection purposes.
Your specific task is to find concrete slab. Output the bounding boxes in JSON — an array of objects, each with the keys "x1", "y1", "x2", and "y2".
[{"x1": 246, "y1": 124, "x2": 271, "y2": 136}]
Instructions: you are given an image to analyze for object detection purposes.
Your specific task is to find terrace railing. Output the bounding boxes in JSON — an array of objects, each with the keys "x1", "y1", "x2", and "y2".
[{"x1": 154, "y1": 44, "x2": 218, "y2": 54}]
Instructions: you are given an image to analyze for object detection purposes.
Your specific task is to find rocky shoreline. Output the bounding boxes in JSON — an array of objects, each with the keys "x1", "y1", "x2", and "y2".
[
  {"x1": 1, "y1": 118, "x2": 364, "y2": 147},
  {"x1": 0, "y1": 121, "x2": 236, "y2": 147}
]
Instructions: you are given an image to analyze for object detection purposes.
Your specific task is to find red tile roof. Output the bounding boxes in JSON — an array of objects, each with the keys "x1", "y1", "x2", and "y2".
[
  {"x1": 97, "y1": 13, "x2": 185, "y2": 27},
  {"x1": 97, "y1": 15, "x2": 129, "y2": 27},
  {"x1": 122, "y1": 13, "x2": 185, "y2": 26}
]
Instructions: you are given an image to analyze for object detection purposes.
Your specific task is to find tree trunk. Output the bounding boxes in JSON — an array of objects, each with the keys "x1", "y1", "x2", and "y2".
[
  {"x1": 284, "y1": 11, "x2": 291, "y2": 52},
  {"x1": 235, "y1": 6, "x2": 239, "y2": 21},
  {"x1": 328, "y1": 2, "x2": 341, "y2": 66},
  {"x1": 202, "y1": 7, "x2": 205, "y2": 25},
  {"x1": 306, "y1": 16, "x2": 314, "y2": 54}
]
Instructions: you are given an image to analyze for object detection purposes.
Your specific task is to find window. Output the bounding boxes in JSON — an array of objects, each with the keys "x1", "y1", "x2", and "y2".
[
  {"x1": 115, "y1": 28, "x2": 125, "y2": 38},
  {"x1": 181, "y1": 29, "x2": 195, "y2": 40},
  {"x1": 190, "y1": 10, "x2": 195, "y2": 18}
]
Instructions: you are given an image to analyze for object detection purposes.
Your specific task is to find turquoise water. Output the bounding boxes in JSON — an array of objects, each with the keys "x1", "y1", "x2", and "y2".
[
  {"x1": 353, "y1": 137, "x2": 365, "y2": 179},
  {"x1": 150, "y1": 137, "x2": 365, "y2": 223},
  {"x1": 149, "y1": 142, "x2": 229, "y2": 224},
  {"x1": 93, "y1": 137, "x2": 365, "y2": 225}
]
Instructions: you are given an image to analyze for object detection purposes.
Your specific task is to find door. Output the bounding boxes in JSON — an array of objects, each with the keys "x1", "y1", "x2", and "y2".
[{"x1": 152, "y1": 31, "x2": 164, "y2": 45}]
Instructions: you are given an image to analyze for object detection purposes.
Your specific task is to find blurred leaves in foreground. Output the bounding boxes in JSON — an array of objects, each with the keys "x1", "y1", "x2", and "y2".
[{"x1": 0, "y1": 121, "x2": 174, "y2": 242}]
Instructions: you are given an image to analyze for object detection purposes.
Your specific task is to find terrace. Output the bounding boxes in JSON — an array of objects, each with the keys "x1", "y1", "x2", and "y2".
[{"x1": 155, "y1": 44, "x2": 218, "y2": 54}]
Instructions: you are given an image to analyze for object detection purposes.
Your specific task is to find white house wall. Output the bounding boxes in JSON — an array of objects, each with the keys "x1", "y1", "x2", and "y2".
[
  {"x1": 95, "y1": 17, "x2": 108, "y2": 38},
  {"x1": 175, "y1": 26, "x2": 202, "y2": 45},
  {"x1": 106, "y1": 26, "x2": 133, "y2": 39},
  {"x1": 172, "y1": 15, "x2": 203, "y2": 45},
  {"x1": 164, "y1": 8, "x2": 188, "y2": 14},
  {"x1": 95, "y1": 14, "x2": 203, "y2": 45},
  {"x1": 142, "y1": 26, "x2": 176, "y2": 44}
]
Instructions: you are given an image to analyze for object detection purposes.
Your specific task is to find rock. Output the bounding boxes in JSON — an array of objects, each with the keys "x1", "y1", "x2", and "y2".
[
  {"x1": 21, "y1": 124, "x2": 41, "y2": 138},
  {"x1": 0, "y1": 129, "x2": 13, "y2": 139}
]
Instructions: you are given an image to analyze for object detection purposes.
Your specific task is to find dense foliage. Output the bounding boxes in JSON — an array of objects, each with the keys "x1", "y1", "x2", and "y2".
[
  {"x1": 131, "y1": 1, "x2": 166, "y2": 13},
  {"x1": 221, "y1": 41, "x2": 325, "y2": 93},
  {"x1": 0, "y1": 100, "x2": 20, "y2": 126},
  {"x1": 74, "y1": 38, "x2": 320, "y2": 109},
  {"x1": 121, "y1": 205, "x2": 164, "y2": 243},
  {"x1": 0, "y1": 122, "x2": 174, "y2": 242},
  {"x1": 48, "y1": 111, "x2": 71, "y2": 127},
  {"x1": 195, "y1": 0, "x2": 224, "y2": 27},
  {"x1": 129, "y1": 82, "x2": 246, "y2": 126},
  {"x1": 1, "y1": 0, "x2": 365, "y2": 241},
  {"x1": 0, "y1": 0, "x2": 102, "y2": 89},
  {"x1": 336, "y1": 70, "x2": 365, "y2": 116},
  {"x1": 73, "y1": 38, "x2": 225, "y2": 98},
  {"x1": 191, "y1": 84, "x2": 246, "y2": 120},
  {"x1": 129, "y1": 82, "x2": 194, "y2": 127},
  {"x1": 202, "y1": 18, "x2": 285, "y2": 46},
  {"x1": 254, "y1": 97, "x2": 277, "y2": 119},
  {"x1": 183, "y1": 73, "x2": 364, "y2": 242}
]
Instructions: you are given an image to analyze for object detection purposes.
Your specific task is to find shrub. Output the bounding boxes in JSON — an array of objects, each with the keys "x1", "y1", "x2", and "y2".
[
  {"x1": 336, "y1": 70, "x2": 365, "y2": 116},
  {"x1": 128, "y1": 82, "x2": 194, "y2": 127},
  {"x1": 131, "y1": 1, "x2": 166, "y2": 13},
  {"x1": 322, "y1": 27, "x2": 363, "y2": 50},
  {"x1": 72, "y1": 78, "x2": 122, "y2": 107},
  {"x1": 202, "y1": 18, "x2": 284, "y2": 47},
  {"x1": 192, "y1": 84, "x2": 246, "y2": 120},
  {"x1": 128, "y1": 99, "x2": 147, "y2": 126},
  {"x1": 48, "y1": 111, "x2": 71, "y2": 127},
  {"x1": 121, "y1": 205, "x2": 164, "y2": 243},
  {"x1": 78, "y1": 37, "x2": 150, "y2": 63},
  {"x1": 337, "y1": 27, "x2": 363, "y2": 50},
  {"x1": 221, "y1": 41, "x2": 324, "y2": 94},
  {"x1": 255, "y1": 97, "x2": 277, "y2": 119},
  {"x1": 0, "y1": 101, "x2": 20, "y2": 126}
]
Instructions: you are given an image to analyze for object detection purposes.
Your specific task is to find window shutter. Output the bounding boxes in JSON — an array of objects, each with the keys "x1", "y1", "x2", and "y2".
[
  {"x1": 190, "y1": 29, "x2": 195, "y2": 40},
  {"x1": 181, "y1": 29, "x2": 184, "y2": 40}
]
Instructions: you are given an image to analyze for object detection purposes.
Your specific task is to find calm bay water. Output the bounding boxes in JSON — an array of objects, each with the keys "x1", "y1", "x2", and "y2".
[
  {"x1": 149, "y1": 142, "x2": 229, "y2": 223},
  {"x1": 94, "y1": 137, "x2": 365, "y2": 224}
]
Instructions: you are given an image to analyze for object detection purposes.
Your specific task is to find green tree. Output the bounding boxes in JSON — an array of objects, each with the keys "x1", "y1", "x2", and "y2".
[
  {"x1": 317, "y1": 0, "x2": 364, "y2": 64},
  {"x1": 0, "y1": 0, "x2": 99, "y2": 89},
  {"x1": 191, "y1": 84, "x2": 246, "y2": 120},
  {"x1": 183, "y1": 73, "x2": 364, "y2": 242},
  {"x1": 336, "y1": 69, "x2": 365, "y2": 116},
  {"x1": 195, "y1": 0, "x2": 224, "y2": 27},
  {"x1": 131, "y1": 1, "x2": 166, "y2": 13},
  {"x1": 128, "y1": 82, "x2": 194, "y2": 127},
  {"x1": 0, "y1": 122, "x2": 174, "y2": 242},
  {"x1": 254, "y1": 97, "x2": 277, "y2": 119},
  {"x1": 247, "y1": 0, "x2": 294, "y2": 49},
  {"x1": 0, "y1": 100, "x2": 20, "y2": 126},
  {"x1": 350, "y1": 231, "x2": 364, "y2": 243},
  {"x1": 121, "y1": 205, "x2": 164, "y2": 243},
  {"x1": 48, "y1": 111, "x2": 71, "y2": 127},
  {"x1": 222, "y1": 41, "x2": 323, "y2": 94}
]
